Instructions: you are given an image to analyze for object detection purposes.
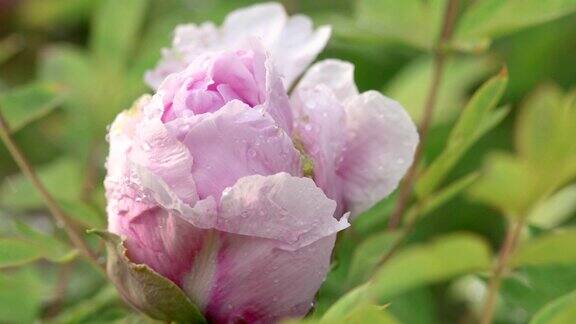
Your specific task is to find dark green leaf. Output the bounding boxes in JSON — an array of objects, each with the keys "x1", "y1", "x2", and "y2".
[{"x1": 347, "y1": 232, "x2": 401, "y2": 286}]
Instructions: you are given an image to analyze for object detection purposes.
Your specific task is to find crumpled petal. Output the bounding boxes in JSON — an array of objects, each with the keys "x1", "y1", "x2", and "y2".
[
  {"x1": 145, "y1": 2, "x2": 330, "y2": 90},
  {"x1": 218, "y1": 172, "x2": 349, "y2": 250},
  {"x1": 338, "y1": 91, "x2": 419, "y2": 216},
  {"x1": 179, "y1": 100, "x2": 301, "y2": 200}
]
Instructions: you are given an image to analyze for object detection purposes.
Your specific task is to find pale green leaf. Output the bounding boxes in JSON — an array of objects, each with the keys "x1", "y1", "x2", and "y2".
[
  {"x1": 468, "y1": 153, "x2": 538, "y2": 217},
  {"x1": 321, "y1": 285, "x2": 371, "y2": 324},
  {"x1": 47, "y1": 285, "x2": 122, "y2": 324},
  {"x1": 455, "y1": 0, "x2": 576, "y2": 49},
  {"x1": 530, "y1": 290, "x2": 576, "y2": 324},
  {"x1": 0, "y1": 269, "x2": 46, "y2": 323},
  {"x1": 355, "y1": 0, "x2": 446, "y2": 49},
  {"x1": 529, "y1": 184, "x2": 576, "y2": 229},
  {"x1": 512, "y1": 229, "x2": 576, "y2": 267},
  {"x1": 347, "y1": 232, "x2": 401, "y2": 286},
  {"x1": 0, "y1": 157, "x2": 83, "y2": 210},
  {"x1": 0, "y1": 82, "x2": 66, "y2": 132},
  {"x1": 385, "y1": 56, "x2": 495, "y2": 125},
  {"x1": 416, "y1": 69, "x2": 508, "y2": 198},
  {"x1": 341, "y1": 304, "x2": 399, "y2": 324},
  {"x1": 0, "y1": 239, "x2": 43, "y2": 268},
  {"x1": 60, "y1": 201, "x2": 105, "y2": 229},
  {"x1": 370, "y1": 234, "x2": 492, "y2": 300},
  {"x1": 90, "y1": 0, "x2": 150, "y2": 66}
]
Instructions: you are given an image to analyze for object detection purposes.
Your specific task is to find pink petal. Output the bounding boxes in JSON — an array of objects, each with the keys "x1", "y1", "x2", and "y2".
[
  {"x1": 180, "y1": 100, "x2": 301, "y2": 200},
  {"x1": 338, "y1": 91, "x2": 419, "y2": 216},
  {"x1": 296, "y1": 59, "x2": 359, "y2": 101},
  {"x1": 218, "y1": 172, "x2": 349, "y2": 249},
  {"x1": 292, "y1": 85, "x2": 347, "y2": 215}
]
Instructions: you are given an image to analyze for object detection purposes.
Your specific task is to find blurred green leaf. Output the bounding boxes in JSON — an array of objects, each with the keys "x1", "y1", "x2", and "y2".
[
  {"x1": 530, "y1": 290, "x2": 576, "y2": 324},
  {"x1": 370, "y1": 233, "x2": 492, "y2": 300},
  {"x1": 528, "y1": 184, "x2": 576, "y2": 229},
  {"x1": 339, "y1": 304, "x2": 399, "y2": 324},
  {"x1": 455, "y1": 0, "x2": 576, "y2": 50},
  {"x1": 0, "y1": 35, "x2": 23, "y2": 65},
  {"x1": 347, "y1": 232, "x2": 401, "y2": 286},
  {"x1": 385, "y1": 56, "x2": 495, "y2": 124},
  {"x1": 0, "y1": 157, "x2": 83, "y2": 210},
  {"x1": 48, "y1": 285, "x2": 122, "y2": 324},
  {"x1": 16, "y1": 0, "x2": 97, "y2": 29},
  {"x1": 511, "y1": 229, "x2": 576, "y2": 267},
  {"x1": 468, "y1": 153, "x2": 537, "y2": 217},
  {"x1": 0, "y1": 82, "x2": 66, "y2": 133},
  {"x1": 321, "y1": 285, "x2": 370, "y2": 324},
  {"x1": 354, "y1": 0, "x2": 446, "y2": 49},
  {"x1": 0, "y1": 269, "x2": 46, "y2": 323},
  {"x1": 416, "y1": 69, "x2": 509, "y2": 198},
  {"x1": 91, "y1": 0, "x2": 150, "y2": 66},
  {"x1": 515, "y1": 85, "x2": 576, "y2": 188},
  {"x1": 0, "y1": 239, "x2": 44, "y2": 268},
  {"x1": 408, "y1": 172, "x2": 479, "y2": 222},
  {"x1": 61, "y1": 201, "x2": 105, "y2": 229}
]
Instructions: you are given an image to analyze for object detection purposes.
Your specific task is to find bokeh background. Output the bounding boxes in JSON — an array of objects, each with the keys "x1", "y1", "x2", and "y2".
[{"x1": 0, "y1": 0, "x2": 575, "y2": 323}]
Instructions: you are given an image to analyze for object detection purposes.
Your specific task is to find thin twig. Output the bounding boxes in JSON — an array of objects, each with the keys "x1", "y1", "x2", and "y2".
[
  {"x1": 0, "y1": 111, "x2": 104, "y2": 273},
  {"x1": 480, "y1": 219, "x2": 524, "y2": 324},
  {"x1": 388, "y1": 0, "x2": 460, "y2": 230}
]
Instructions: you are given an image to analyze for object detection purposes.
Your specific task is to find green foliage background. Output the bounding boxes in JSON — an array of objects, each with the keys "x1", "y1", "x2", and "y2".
[{"x1": 0, "y1": 0, "x2": 575, "y2": 323}]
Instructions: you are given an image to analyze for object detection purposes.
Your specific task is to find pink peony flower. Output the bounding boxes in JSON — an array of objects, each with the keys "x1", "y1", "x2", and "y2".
[{"x1": 105, "y1": 3, "x2": 418, "y2": 323}]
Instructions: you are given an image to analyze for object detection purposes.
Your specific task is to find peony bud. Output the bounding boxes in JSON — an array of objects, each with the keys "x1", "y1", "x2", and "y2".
[{"x1": 104, "y1": 2, "x2": 418, "y2": 323}]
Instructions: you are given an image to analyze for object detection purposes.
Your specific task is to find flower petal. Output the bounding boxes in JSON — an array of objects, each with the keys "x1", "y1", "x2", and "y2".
[
  {"x1": 218, "y1": 172, "x2": 349, "y2": 249},
  {"x1": 180, "y1": 100, "x2": 301, "y2": 200},
  {"x1": 296, "y1": 59, "x2": 359, "y2": 101},
  {"x1": 292, "y1": 85, "x2": 347, "y2": 214},
  {"x1": 203, "y1": 234, "x2": 337, "y2": 323},
  {"x1": 338, "y1": 91, "x2": 419, "y2": 216}
]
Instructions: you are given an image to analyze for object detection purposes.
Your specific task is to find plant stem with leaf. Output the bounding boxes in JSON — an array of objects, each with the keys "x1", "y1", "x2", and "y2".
[
  {"x1": 481, "y1": 219, "x2": 524, "y2": 324},
  {"x1": 388, "y1": 0, "x2": 460, "y2": 230},
  {"x1": 0, "y1": 110, "x2": 104, "y2": 273}
]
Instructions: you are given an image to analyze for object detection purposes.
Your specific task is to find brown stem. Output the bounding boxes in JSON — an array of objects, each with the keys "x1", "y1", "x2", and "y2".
[
  {"x1": 388, "y1": 0, "x2": 460, "y2": 229},
  {"x1": 480, "y1": 219, "x2": 524, "y2": 324},
  {"x1": 0, "y1": 111, "x2": 104, "y2": 273}
]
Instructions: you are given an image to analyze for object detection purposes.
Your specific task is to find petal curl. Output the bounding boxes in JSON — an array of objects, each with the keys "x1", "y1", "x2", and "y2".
[
  {"x1": 338, "y1": 91, "x2": 419, "y2": 216},
  {"x1": 296, "y1": 59, "x2": 359, "y2": 101},
  {"x1": 218, "y1": 172, "x2": 349, "y2": 249}
]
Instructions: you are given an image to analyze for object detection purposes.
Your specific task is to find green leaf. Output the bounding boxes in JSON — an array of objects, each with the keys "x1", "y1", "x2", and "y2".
[
  {"x1": 60, "y1": 201, "x2": 105, "y2": 229},
  {"x1": 511, "y1": 229, "x2": 576, "y2": 267},
  {"x1": 48, "y1": 285, "x2": 122, "y2": 324},
  {"x1": 0, "y1": 268, "x2": 46, "y2": 323},
  {"x1": 369, "y1": 234, "x2": 492, "y2": 300},
  {"x1": 90, "y1": 230, "x2": 206, "y2": 323},
  {"x1": 355, "y1": 0, "x2": 446, "y2": 49},
  {"x1": 455, "y1": 0, "x2": 576, "y2": 49},
  {"x1": 529, "y1": 184, "x2": 576, "y2": 229},
  {"x1": 90, "y1": 0, "x2": 150, "y2": 66},
  {"x1": 347, "y1": 232, "x2": 401, "y2": 286},
  {"x1": 0, "y1": 238, "x2": 44, "y2": 268},
  {"x1": 530, "y1": 290, "x2": 576, "y2": 324},
  {"x1": 416, "y1": 69, "x2": 508, "y2": 198},
  {"x1": 468, "y1": 153, "x2": 538, "y2": 217},
  {"x1": 321, "y1": 285, "x2": 371, "y2": 324},
  {"x1": 0, "y1": 82, "x2": 66, "y2": 132},
  {"x1": 0, "y1": 35, "x2": 23, "y2": 65},
  {"x1": 341, "y1": 304, "x2": 399, "y2": 324},
  {"x1": 410, "y1": 172, "x2": 479, "y2": 221},
  {"x1": 515, "y1": 85, "x2": 576, "y2": 188},
  {"x1": 384, "y1": 56, "x2": 496, "y2": 125},
  {"x1": 0, "y1": 157, "x2": 83, "y2": 210}
]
